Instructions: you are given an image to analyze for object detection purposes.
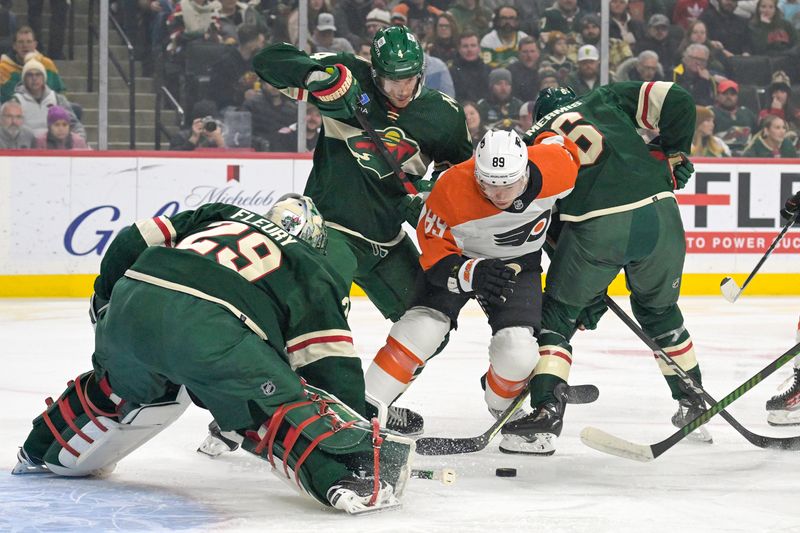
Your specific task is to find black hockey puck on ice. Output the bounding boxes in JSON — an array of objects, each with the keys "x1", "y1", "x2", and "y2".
[{"x1": 495, "y1": 467, "x2": 517, "y2": 477}]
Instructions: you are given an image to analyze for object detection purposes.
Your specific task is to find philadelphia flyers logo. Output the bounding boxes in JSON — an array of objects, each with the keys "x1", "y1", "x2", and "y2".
[{"x1": 493, "y1": 210, "x2": 551, "y2": 247}]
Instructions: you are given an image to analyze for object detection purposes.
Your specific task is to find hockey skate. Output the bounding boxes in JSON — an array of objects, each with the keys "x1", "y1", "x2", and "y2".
[
  {"x1": 499, "y1": 400, "x2": 564, "y2": 455},
  {"x1": 11, "y1": 448, "x2": 50, "y2": 475},
  {"x1": 671, "y1": 397, "x2": 713, "y2": 443},
  {"x1": 766, "y1": 367, "x2": 800, "y2": 426},
  {"x1": 385, "y1": 406, "x2": 424, "y2": 436},
  {"x1": 326, "y1": 473, "x2": 401, "y2": 515},
  {"x1": 197, "y1": 420, "x2": 241, "y2": 457}
]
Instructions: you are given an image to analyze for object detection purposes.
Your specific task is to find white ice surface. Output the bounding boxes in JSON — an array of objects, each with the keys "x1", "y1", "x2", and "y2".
[{"x1": 2, "y1": 296, "x2": 800, "y2": 532}]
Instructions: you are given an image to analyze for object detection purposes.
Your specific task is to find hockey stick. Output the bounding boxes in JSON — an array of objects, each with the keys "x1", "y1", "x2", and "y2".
[
  {"x1": 720, "y1": 211, "x2": 799, "y2": 303},
  {"x1": 353, "y1": 94, "x2": 418, "y2": 195},
  {"x1": 580, "y1": 297, "x2": 800, "y2": 460},
  {"x1": 415, "y1": 382, "x2": 599, "y2": 456},
  {"x1": 581, "y1": 340, "x2": 800, "y2": 461},
  {"x1": 410, "y1": 467, "x2": 457, "y2": 485}
]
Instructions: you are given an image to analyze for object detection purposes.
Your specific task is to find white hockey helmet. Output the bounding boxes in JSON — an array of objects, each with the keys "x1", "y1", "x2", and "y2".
[
  {"x1": 265, "y1": 193, "x2": 328, "y2": 253},
  {"x1": 474, "y1": 130, "x2": 530, "y2": 187}
]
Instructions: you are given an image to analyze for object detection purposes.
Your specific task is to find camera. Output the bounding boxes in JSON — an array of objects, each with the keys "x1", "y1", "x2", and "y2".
[{"x1": 202, "y1": 116, "x2": 218, "y2": 133}]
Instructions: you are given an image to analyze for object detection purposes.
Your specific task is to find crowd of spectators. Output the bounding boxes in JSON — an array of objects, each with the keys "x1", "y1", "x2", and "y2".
[{"x1": 1, "y1": 0, "x2": 800, "y2": 156}]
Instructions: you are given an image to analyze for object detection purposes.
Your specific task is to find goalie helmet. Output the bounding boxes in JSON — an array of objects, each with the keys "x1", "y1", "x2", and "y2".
[
  {"x1": 371, "y1": 25, "x2": 424, "y2": 81},
  {"x1": 533, "y1": 86, "x2": 577, "y2": 121},
  {"x1": 265, "y1": 193, "x2": 328, "y2": 253},
  {"x1": 474, "y1": 130, "x2": 529, "y2": 187}
]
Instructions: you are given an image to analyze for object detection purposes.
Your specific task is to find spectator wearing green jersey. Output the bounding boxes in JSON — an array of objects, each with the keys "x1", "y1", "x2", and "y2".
[{"x1": 743, "y1": 114, "x2": 799, "y2": 157}]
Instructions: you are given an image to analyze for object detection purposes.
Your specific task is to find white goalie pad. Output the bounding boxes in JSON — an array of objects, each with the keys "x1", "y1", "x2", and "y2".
[{"x1": 48, "y1": 386, "x2": 191, "y2": 476}]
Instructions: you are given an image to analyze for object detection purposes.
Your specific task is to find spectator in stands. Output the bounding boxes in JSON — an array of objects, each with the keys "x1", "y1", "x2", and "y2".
[
  {"x1": 245, "y1": 82, "x2": 298, "y2": 152},
  {"x1": 565, "y1": 44, "x2": 600, "y2": 95},
  {"x1": 35, "y1": 105, "x2": 89, "y2": 150},
  {"x1": 677, "y1": 20, "x2": 730, "y2": 75},
  {"x1": 463, "y1": 100, "x2": 487, "y2": 147},
  {"x1": 480, "y1": 5, "x2": 529, "y2": 68},
  {"x1": 743, "y1": 114, "x2": 799, "y2": 156},
  {"x1": 508, "y1": 36, "x2": 541, "y2": 101},
  {"x1": 571, "y1": 13, "x2": 633, "y2": 73},
  {"x1": 169, "y1": 99, "x2": 227, "y2": 150},
  {"x1": 541, "y1": 31, "x2": 575, "y2": 84},
  {"x1": 287, "y1": 0, "x2": 330, "y2": 47},
  {"x1": 11, "y1": 60, "x2": 83, "y2": 138},
  {"x1": 423, "y1": 52, "x2": 456, "y2": 97},
  {"x1": 691, "y1": 106, "x2": 731, "y2": 156},
  {"x1": 635, "y1": 14, "x2": 684, "y2": 72},
  {"x1": 540, "y1": 0, "x2": 583, "y2": 39},
  {"x1": 538, "y1": 66, "x2": 560, "y2": 89},
  {"x1": 0, "y1": 100, "x2": 34, "y2": 149},
  {"x1": 450, "y1": 31, "x2": 491, "y2": 102},
  {"x1": 749, "y1": 0, "x2": 798, "y2": 55},
  {"x1": 364, "y1": 8, "x2": 391, "y2": 40},
  {"x1": 610, "y1": 0, "x2": 647, "y2": 48},
  {"x1": 700, "y1": 0, "x2": 752, "y2": 55},
  {"x1": 208, "y1": 24, "x2": 265, "y2": 111},
  {"x1": 392, "y1": 0, "x2": 442, "y2": 39},
  {"x1": 447, "y1": 0, "x2": 492, "y2": 37},
  {"x1": 477, "y1": 67, "x2": 524, "y2": 130},
  {"x1": 616, "y1": 49, "x2": 665, "y2": 81},
  {"x1": 332, "y1": 0, "x2": 378, "y2": 46},
  {"x1": 673, "y1": 0, "x2": 709, "y2": 29},
  {"x1": 311, "y1": 13, "x2": 355, "y2": 53},
  {"x1": 27, "y1": 0, "x2": 67, "y2": 59},
  {"x1": 758, "y1": 71, "x2": 800, "y2": 131},
  {"x1": 514, "y1": 99, "x2": 534, "y2": 136},
  {"x1": 0, "y1": 26, "x2": 65, "y2": 103},
  {"x1": 779, "y1": 0, "x2": 800, "y2": 30},
  {"x1": 271, "y1": 104, "x2": 322, "y2": 152},
  {"x1": 673, "y1": 43, "x2": 718, "y2": 106},
  {"x1": 356, "y1": 39, "x2": 372, "y2": 61},
  {"x1": 217, "y1": 0, "x2": 268, "y2": 43},
  {"x1": 0, "y1": 0, "x2": 16, "y2": 57},
  {"x1": 711, "y1": 79, "x2": 758, "y2": 152},
  {"x1": 427, "y1": 13, "x2": 460, "y2": 65},
  {"x1": 166, "y1": 0, "x2": 222, "y2": 55}
]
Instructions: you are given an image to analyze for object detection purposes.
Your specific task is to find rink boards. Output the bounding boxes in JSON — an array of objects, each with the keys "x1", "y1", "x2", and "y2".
[{"x1": 0, "y1": 151, "x2": 798, "y2": 297}]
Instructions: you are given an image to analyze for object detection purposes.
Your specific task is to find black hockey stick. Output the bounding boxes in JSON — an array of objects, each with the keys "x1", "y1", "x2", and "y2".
[
  {"x1": 580, "y1": 297, "x2": 800, "y2": 460},
  {"x1": 581, "y1": 340, "x2": 800, "y2": 461},
  {"x1": 415, "y1": 382, "x2": 599, "y2": 456},
  {"x1": 720, "y1": 211, "x2": 799, "y2": 303},
  {"x1": 353, "y1": 93, "x2": 418, "y2": 195}
]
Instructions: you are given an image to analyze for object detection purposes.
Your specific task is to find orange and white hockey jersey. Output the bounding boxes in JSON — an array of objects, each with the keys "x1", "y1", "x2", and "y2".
[{"x1": 417, "y1": 138, "x2": 580, "y2": 269}]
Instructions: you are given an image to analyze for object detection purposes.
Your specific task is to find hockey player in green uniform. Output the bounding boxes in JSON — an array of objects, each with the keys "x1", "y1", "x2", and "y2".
[
  {"x1": 500, "y1": 82, "x2": 708, "y2": 455},
  {"x1": 251, "y1": 25, "x2": 473, "y2": 434},
  {"x1": 12, "y1": 195, "x2": 413, "y2": 514}
]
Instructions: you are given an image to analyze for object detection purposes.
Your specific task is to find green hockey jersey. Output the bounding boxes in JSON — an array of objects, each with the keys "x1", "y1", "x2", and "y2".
[
  {"x1": 253, "y1": 44, "x2": 473, "y2": 243},
  {"x1": 93, "y1": 203, "x2": 356, "y2": 374},
  {"x1": 524, "y1": 81, "x2": 695, "y2": 222}
]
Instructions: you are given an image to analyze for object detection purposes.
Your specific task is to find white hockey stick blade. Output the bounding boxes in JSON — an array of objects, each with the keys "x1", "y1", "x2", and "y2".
[
  {"x1": 719, "y1": 277, "x2": 741, "y2": 303},
  {"x1": 580, "y1": 427, "x2": 655, "y2": 463}
]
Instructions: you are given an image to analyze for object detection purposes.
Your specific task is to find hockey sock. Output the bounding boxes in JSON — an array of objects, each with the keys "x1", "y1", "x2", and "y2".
[{"x1": 530, "y1": 330, "x2": 573, "y2": 406}]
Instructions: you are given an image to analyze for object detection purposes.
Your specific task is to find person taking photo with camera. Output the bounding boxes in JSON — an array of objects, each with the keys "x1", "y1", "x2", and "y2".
[{"x1": 169, "y1": 99, "x2": 226, "y2": 151}]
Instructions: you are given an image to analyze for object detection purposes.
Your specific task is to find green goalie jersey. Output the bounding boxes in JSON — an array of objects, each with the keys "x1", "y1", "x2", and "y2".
[
  {"x1": 93, "y1": 203, "x2": 357, "y2": 382},
  {"x1": 524, "y1": 81, "x2": 695, "y2": 222},
  {"x1": 253, "y1": 44, "x2": 473, "y2": 243}
]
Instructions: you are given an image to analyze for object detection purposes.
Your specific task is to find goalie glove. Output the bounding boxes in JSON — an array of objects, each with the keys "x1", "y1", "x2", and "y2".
[
  {"x1": 305, "y1": 64, "x2": 362, "y2": 120},
  {"x1": 667, "y1": 152, "x2": 694, "y2": 190},
  {"x1": 780, "y1": 190, "x2": 800, "y2": 221},
  {"x1": 448, "y1": 258, "x2": 517, "y2": 306},
  {"x1": 89, "y1": 293, "x2": 109, "y2": 329}
]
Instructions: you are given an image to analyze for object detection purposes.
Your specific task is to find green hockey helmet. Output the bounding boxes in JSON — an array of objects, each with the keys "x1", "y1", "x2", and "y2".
[
  {"x1": 370, "y1": 25, "x2": 424, "y2": 81},
  {"x1": 265, "y1": 193, "x2": 328, "y2": 253},
  {"x1": 533, "y1": 86, "x2": 577, "y2": 121}
]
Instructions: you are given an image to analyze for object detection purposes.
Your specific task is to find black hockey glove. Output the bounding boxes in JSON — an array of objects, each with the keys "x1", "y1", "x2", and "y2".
[
  {"x1": 449, "y1": 259, "x2": 517, "y2": 306},
  {"x1": 780, "y1": 190, "x2": 800, "y2": 221},
  {"x1": 305, "y1": 64, "x2": 362, "y2": 120},
  {"x1": 667, "y1": 152, "x2": 694, "y2": 190},
  {"x1": 89, "y1": 293, "x2": 109, "y2": 329}
]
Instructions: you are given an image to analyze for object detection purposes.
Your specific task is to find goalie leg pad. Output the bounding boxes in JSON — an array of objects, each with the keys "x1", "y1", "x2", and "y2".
[
  {"x1": 365, "y1": 306, "x2": 450, "y2": 405},
  {"x1": 485, "y1": 327, "x2": 538, "y2": 411}
]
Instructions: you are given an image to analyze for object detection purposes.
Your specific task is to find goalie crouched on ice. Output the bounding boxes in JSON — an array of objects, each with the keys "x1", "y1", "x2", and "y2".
[
  {"x1": 363, "y1": 129, "x2": 580, "y2": 453},
  {"x1": 12, "y1": 194, "x2": 413, "y2": 514}
]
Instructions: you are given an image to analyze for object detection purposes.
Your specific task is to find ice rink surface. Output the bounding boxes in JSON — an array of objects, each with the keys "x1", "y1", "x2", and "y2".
[{"x1": 2, "y1": 296, "x2": 800, "y2": 533}]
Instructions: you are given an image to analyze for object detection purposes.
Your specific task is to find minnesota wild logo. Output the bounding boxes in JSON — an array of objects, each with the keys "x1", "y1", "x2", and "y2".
[{"x1": 347, "y1": 126, "x2": 420, "y2": 180}]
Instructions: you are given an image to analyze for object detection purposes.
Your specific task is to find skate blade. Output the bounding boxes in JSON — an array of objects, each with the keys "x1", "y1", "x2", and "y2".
[
  {"x1": 685, "y1": 425, "x2": 713, "y2": 444},
  {"x1": 498, "y1": 433, "x2": 556, "y2": 456},
  {"x1": 343, "y1": 501, "x2": 402, "y2": 516},
  {"x1": 197, "y1": 434, "x2": 237, "y2": 458},
  {"x1": 11, "y1": 460, "x2": 51, "y2": 475},
  {"x1": 767, "y1": 410, "x2": 800, "y2": 426}
]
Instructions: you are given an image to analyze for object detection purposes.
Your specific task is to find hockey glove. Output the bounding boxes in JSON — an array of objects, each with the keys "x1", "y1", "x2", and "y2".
[
  {"x1": 89, "y1": 293, "x2": 109, "y2": 329},
  {"x1": 780, "y1": 190, "x2": 800, "y2": 221},
  {"x1": 449, "y1": 258, "x2": 517, "y2": 306},
  {"x1": 305, "y1": 64, "x2": 362, "y2": 120},
  {"x1": 576, "y1": 297, "x2": 608, "y2": 331},
  {"x1": 667, "y1": 152, "x2": 694, "y2": 190},
  {"x1": 400, "y1": 178, "x2": 434, "y2": 226}
]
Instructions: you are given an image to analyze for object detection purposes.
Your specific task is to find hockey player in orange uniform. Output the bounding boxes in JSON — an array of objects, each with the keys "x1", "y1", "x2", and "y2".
[{"x1": 363, "y1": 129, "x2": 580, "y2": 453}]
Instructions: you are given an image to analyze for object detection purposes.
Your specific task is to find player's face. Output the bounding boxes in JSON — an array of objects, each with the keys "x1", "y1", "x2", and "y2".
[
  {"x1": 479, "y1": 176, "x2": 528, "y2": 209},
  {"x1": 380, "y1": 76, "x2": 418, "y2": 108}
]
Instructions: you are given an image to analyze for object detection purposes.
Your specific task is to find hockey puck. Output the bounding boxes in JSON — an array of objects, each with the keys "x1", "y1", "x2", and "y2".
[{"x1": 495, "y1": 467, "x2": 517, "y2": 477}]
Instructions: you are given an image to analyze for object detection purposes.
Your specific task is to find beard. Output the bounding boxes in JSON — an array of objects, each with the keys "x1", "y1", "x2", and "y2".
[{"x1": 497, "y1": 21, "x2": 516, "y2": 33}]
